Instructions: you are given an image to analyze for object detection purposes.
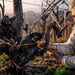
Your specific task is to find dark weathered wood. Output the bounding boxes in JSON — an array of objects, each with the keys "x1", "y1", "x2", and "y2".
[
  {"x1": 0, "y1": 66, "x2": 8, "y2": 72},
  {"x1": 2, "y1": 0, "x2": 4, "y2": 17},
  {"x1": 53, "y1": 30, "x2": 56, "y2": 43},
  {"x1": 64, "y1": 10, "x2": 67, "y2": 40},
  {"x1": 43, "y1": 0, "x2": 62, "y2": 16},
  {"x1": 0, "y1": 4, "x2": 4, "y2": 18},
  {"x1": 59, "y1": 11, "x2": 70, "y2": 25},
  {"x1": 13, "y1": 0, "x2": 23, "y2": 38},
  {"x1": 52, "y1": 7, "x2": 59, "y2": 21}
]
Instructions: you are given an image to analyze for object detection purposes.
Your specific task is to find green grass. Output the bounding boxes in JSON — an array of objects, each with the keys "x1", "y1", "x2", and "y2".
[{"x1": 54, "y1": 68, "x2": 69, "y2": 75}]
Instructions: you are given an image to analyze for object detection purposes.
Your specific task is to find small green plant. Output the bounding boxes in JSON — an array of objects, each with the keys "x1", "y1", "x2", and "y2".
[
  {"x1": 50, "y1": 68, "x2": 56, "y2": 75},
  {"x1": 34, "y1": 73, "x2": 38, "y2": 75},
  {"x1": 45, "y1": 68, "x2": 50, "y2": 74},
  {"x1": 54, "y1": 68, "x2": 69, "y2": 75}
]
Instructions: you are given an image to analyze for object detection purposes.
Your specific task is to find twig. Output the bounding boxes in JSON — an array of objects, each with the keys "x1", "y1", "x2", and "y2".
[
  {"x1": 19, "y1": 18, "x2": 41, "y2": 45},
  {"x1": 0, "y1": 66, "x2": 8, "y2": 72},
  {"x1": 50, "y1": 14, "x2": 62, "y2": 29}
]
